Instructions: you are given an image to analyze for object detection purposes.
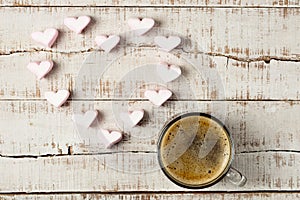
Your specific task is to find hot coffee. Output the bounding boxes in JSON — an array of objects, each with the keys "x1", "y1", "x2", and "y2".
[{"x1": 158, "y1": 114, "x2": 232, "y2": 187}]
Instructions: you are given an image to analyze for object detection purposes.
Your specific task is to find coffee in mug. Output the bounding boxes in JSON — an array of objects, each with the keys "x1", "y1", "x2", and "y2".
[{"x1": 157, "y1": 112, "x2": 246, "y2": 188}]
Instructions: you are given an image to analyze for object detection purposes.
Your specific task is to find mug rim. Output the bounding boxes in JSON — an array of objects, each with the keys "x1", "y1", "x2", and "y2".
[{"x1": 157, "y1": 112, "x2": 234, "y2": 189}]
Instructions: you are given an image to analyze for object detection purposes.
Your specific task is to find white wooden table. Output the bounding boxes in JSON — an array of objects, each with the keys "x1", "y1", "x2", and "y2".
[{"x1": 0, "y1": 1, "x2": 300, "y2": 199}]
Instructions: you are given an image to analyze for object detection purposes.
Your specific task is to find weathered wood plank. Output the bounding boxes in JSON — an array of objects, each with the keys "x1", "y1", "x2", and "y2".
[
  {"x1": 0, "y1": 100, "x2": 299, "y2": 156},
  {"x1": 0, "y1": 152, "x2": 299, "y2": 192},
  {"x1": 1, "y1": 193, "x2": 300, "y2": 200},
  {"x1": 1, "y1": 0, "x2": 300, "y2": 7},
  {"x1": 0, "y1": 7, "x2": 299, "y2": 60},
  {"x1": 1, "y1": 52, "x2": 300, "y2": 100}
]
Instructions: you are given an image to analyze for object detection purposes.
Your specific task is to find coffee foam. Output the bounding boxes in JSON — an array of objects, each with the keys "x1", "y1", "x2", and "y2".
[{"x1": 159, "y1": 115, "x2": 231, "y2": 186}]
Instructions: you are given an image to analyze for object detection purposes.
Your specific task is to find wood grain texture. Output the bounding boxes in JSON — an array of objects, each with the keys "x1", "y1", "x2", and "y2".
[
  {"x1": 0, "y1": 100, "x2": 299, "y2": 156},
  {"x1": 1, "y1": 0, "x2": 300, "y2": 7},
  {"x1": 1, "y1": 193, "x2": 300, "y2": 200},
  {"x1": 0, "y1": 152, "x2": 299, "y2": 192},
  {"x1": 1, "y1": 1, "x2": 300, "y2": 196},
  {"x1": 0, "y1": 7, "x2": 299, "y2": 60},
  {"x1": 1, "y1": 52, "x2": 300, "y2": 100}
]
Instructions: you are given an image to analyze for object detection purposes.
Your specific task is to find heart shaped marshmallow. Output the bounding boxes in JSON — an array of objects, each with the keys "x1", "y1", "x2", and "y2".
[
  {"x1": 45, "y1": 90, "x2": 70, "y2": 108},
  {"x1": 157, "y1": 62, "x2": 181, "y2": 82},
  {"x1": 72, "y1": 110, "x2": 98, "y2": 128},
  {"x1": 64, "y1": 16, "x2": 91, "y2": 34},
  {"x1": 31, "y1": 28, "x2": 59, "y2": 48},
  {"x1": 154, "y1": 36, "x2": 181, "y2": 52},
  {"x1": 144, "y1": 89, "x2": 172, "y2": 106},
  {"x1": 120, "y1": 109, "x2": 144, "y2": 127},
  {"x1": 127, "y1": 17, "x2": 155, "y2": 36},
  {"x1": 98, "y1": 129, "x2": 123, "y2": 148},
  {"x1": 27, "y1": 60, "x2": 54, "y2": 80},
  {"x1": 95, "y1": 35, "x2": 120, "y2": 53}
]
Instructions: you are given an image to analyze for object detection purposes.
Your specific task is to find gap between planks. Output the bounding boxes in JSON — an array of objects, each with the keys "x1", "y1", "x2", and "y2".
[
  {"x1": 0, "y1": 3, "x2": 300, "y2": 9},
  {"x1": 1, "y1": 48, "x2": 299, "y2": 64},
  {"x1": 1, "y1": 99, "x2": 300, "y2": 102},
  {"x1": 0, "y1": 149, "x2": 300, "y2": 159},
  {"x1": 1, "y1": 0, "x2": 300, "y2": 7},
  {"x1": 1, "y1": 5, "x2": 300, "y2": 8},
  {"x1": 0, "y1": 191, "x2": 300, "y2": 195}
]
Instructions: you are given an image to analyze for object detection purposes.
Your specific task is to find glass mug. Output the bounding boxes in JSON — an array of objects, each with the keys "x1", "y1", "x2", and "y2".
[{"x1": 157, "y1": 112, "x2": 246, "y2": 189}]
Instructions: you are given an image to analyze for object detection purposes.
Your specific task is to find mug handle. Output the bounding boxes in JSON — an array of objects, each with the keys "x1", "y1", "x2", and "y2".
[{"x1": 225, "y1": 167, "x2": 247, "y2": 186}]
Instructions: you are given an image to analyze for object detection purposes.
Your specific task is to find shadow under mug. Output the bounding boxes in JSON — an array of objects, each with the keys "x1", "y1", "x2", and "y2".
[{"x1": 157, "y1": 112, "x2": 247, "y2": 189}]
